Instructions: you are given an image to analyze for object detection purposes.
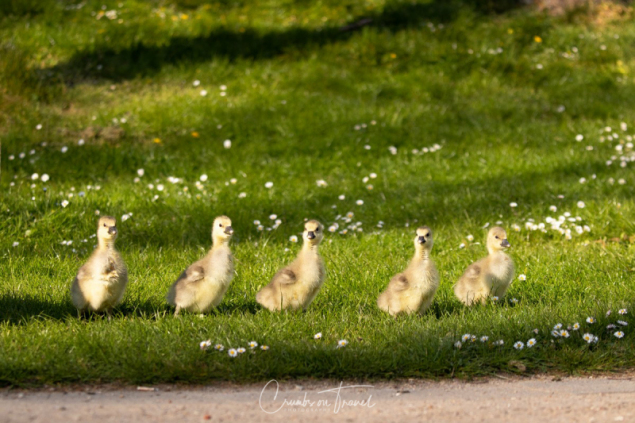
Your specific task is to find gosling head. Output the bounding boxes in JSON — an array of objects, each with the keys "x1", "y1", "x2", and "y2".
[
  {"x1": 414, "y1": 226, "x2": 433, "y2": 251},
  {"x1": 212, "y1": 215, "x2": 233, "y2": 243},
  {"x1": 303, "y1": 220, "x2": 324, "y2": 246},
  {"x1": 97, "y1": 216, "x2": 118, "y2": 243},
  {"x1": 487, "y1": 226, "x2": 510, "y2": 253}
]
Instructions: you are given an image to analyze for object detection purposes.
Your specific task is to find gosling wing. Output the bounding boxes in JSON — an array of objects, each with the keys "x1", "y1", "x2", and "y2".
[{"x1": 272, "y1": 268, "x2": 297, "y2": 286}]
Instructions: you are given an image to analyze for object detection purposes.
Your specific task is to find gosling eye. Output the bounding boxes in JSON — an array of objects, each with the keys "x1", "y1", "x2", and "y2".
[
  {"x1": 219, "y1": 223, "x2": 223, "y2": 227},
  {"x1": 495, "y1": 235, "x2": 499, "y2": 239},
  {"x1": 315, "y1": 228, "x2": 320, "y2": 232},
  {"x1": 103, "y1": 224, "x2": 107, "y2": 227},
  {"x1": 425, "y1": 233, "x2": 430, "y2": 237}
]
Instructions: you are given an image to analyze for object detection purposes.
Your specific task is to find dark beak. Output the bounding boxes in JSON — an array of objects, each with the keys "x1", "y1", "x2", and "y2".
[
  {"x1": 307, "y1": 231, "x2": 316, "y2": 239},
  {"x1": 501, "y1": 239, "x2": 510, "y2": 248},
  {"x1": 224, "y1": 226, "x2": 234, "y2": 235},
  {"x1": 417, "y1": 236, "x2": 426, "y2": 244},
  {"x1": 108, "y1": 226, "x2": 117, "y2": 235}
]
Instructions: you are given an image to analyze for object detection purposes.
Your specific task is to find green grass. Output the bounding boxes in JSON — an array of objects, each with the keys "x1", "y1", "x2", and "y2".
[{"x1": 1, "y1": 0, "x2": 635, "y2": 386}]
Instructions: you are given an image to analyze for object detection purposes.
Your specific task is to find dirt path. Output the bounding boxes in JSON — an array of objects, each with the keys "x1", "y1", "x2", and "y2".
[{"x1": 2, "y1": 374, "x2": 635, "y2": 422}]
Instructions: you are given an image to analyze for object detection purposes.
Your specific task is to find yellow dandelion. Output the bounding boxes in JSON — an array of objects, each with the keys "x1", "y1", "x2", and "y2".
[
  {"x1": 191, "y1": 132, "x2": 199, "y2": 138},
  {"x1": 534, "y1": 36, "x2": 542, "y2": 43},
  {"x1": 153, "y1": 138, "x2": 162, "y2": 144}
]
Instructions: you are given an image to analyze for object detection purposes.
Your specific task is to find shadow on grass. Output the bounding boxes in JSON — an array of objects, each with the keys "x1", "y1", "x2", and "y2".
[
  {"x1": 49, "y1": 0, "x2": 523, "y2": 83},
  {"x1": 0, "y1": 294, "x2": 73, "y2": 324}
]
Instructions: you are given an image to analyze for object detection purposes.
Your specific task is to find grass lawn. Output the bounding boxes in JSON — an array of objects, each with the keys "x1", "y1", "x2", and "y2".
[{"x1": 1, "y1": 0, "x2": 635, "y2": 386}]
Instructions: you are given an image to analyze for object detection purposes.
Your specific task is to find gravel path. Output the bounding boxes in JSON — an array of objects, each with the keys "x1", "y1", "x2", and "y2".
[{"x1": 2, "y1": 374, "x2": 635, "y2": 422}]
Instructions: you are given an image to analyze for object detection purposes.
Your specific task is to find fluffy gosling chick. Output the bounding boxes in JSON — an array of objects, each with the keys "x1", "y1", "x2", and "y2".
[
  {"x1": 256, "y1": 220, "x2": 326, "y2": 311},
  {"x1": 454, "y1": 226, "x2": 515, "y2": 305},
  {"x1": 71, "y1": 216, "x2": 128, "y2": 318},
  {"x1": 377, "y1": 226, "x2": 439, "y2": 316},
  {"x1": 167, "y1": 216, "x2": 234, "y2": 316}
]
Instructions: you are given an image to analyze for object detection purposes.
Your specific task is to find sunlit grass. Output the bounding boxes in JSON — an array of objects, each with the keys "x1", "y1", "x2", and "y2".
[{"x1": 1, "y1": 0, "x2": 635, "y2": 386}]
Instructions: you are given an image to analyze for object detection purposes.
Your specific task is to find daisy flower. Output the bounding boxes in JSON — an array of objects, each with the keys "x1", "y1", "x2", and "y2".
[
  {"x1": 260, "y1": 345, "x2": 269, "y2": 351},
  {"x1": 466, "y1": 235, "x2": 474, "y2": 242},
  {"x1": 264, "y1": 182, "x2": 273, "y2": 189},
  {"x1": 619, "y1": 309, "x2": 628, "y2": 315},
  {"x1": 228, "y1": 349, "x2": 238, "y2": 357},
  {"x1": 249, "y1": 341, "x2": 258, "y2": 349},
  {"x1": 614, "y1": 331, "x2": 625, "y2": 339},
  {"x1": 214, "y1": 344, "x2": 224, "y2": 351},
  {"x1": 480, "y1": 336, "x2": 489, "y2": 342},
  {"x1": 314, "y1": 332, "x2": 322, "y2": 340},
  {"x1": 511, "y1": 298, "x2": 519, "y2": 304},
  {"x1": 510, "y1": 202, "x2": 518, "y2": 208},
  {"x1": 513, "y1": 341, "x2": 524, "y2": 350},
  {"x1": 491, "y1": 296, "x2": 499, "y2": 302},
  {"x1": 583, "y1": 333, "x2": 594, "y2": 343},
  {"x1": 454, "y1": 341, "x2": 462, "y2": 349},
  {"x1": 223, "y1": 140, "x2": 231, "y2": 149},
  {"x1": 237, "y1": 347, "x2": 246, "y2": 354},
  {"x1": 289, "y1": 235, "x2": 298, "y2": 243},
  {"x1": 527, "y1": 338, "x2": 536, "y2": 348},
  {"x1": 551, "y1": 330, "x2": 560, "y2": 337},
  {"x1": 607, "y1": 324, "x2": 616, "y2": 330},
  {"x1": 199, "y1": 340, "x2": 212, "y2": 350},
  {"x1": 572, "y1": 323, "x2": 580, "y2": 331},
  {"x1": 617, "y1": 320, "x2": 628, "y2": 326},
  {"x1": 518, "y1": 274, "x2": 526, "y2": 281},
  {"x1": 586, "y1": 317, "x2": 596, "y2": 324},
  {"x1": 61, "y1": 200, "x2": 69, "y2": 208},
  {"x1": 337, "y1": 339, "x2": 348, "y2": 348},
  {"x1": 553, "y1": 323, "x2": 563, "y2": 330},
  {"x1": 461, "y1": 334, "x2": 472, "y2": 342},
  {"x1": 560, "y1": 330, "x2": 570, "y2": 338}
]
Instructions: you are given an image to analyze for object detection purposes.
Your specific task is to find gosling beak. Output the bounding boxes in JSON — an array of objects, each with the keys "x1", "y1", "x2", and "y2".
[
  {"x1": 417, "y1": 236, "x2": 426, "y2": 244},
  {"x1": 224, "y1": 226, "x2": 234, "y2": 235},
  {"x1": 501, "y1": 239, "x2": 510, "y2": 248},
  {"x1": 307, "y1": 231, "x2": 316, "y2": 240},
  {"x1": 108, "y1": 226, "x2": 117, "y2": 235}
]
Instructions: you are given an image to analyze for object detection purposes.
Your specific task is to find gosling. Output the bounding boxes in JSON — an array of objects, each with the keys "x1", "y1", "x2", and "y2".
[
  {"x1": 167, "y1": 216, "x2": 234, "y2": 316},
  {"x1": 71, "y1": 216, "x2": 128, "y2": 318},
  {"x1": 377, "y1": 226, "x2": 439, "y2": 316},
  {"x1": 454, "y1": 226, "x2": 515, "y2": 305},
  {"x1": 256, "y1": 220, "x2": 326, "y2": 311}
]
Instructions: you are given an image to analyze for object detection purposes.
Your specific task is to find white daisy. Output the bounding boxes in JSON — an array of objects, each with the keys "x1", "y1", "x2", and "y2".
[
  {"x1": 494, "y1": 340, "x2": 504, "y2": 346},
  {"x1": 466, "y1": 235, "x2": 474, "y2": 242},
  {"x1": 572, "y1": 323, "x2": 580, "y2": 330},
  {"x1": 614, "y1": 331, "x2": 625, "y2": 339},
  {"x1": 586, "y1": 317, "x2": 596, "y2": 324},
  {"x1": 314, "y1": 332, "x2": 322, "y2": 340},
  {"x1": 619, "y1": 309, "x2": 628, "y2": 315},
  {"x1": 518, "y1": 274, "x2": 526, "y2": 281},
  {"x1": 510, "y1": 202, "x2": 518, "y2": 208},
  {"x1": 577, "y1": 201, "x2": 585, "y2": 209},
  {"x1": 200, "y1": 89, "x2": 208, "y2": 96},
  {"x1": 264, "y1": 182, "x2": 273, "y2": 189},
  {"x1": 617, "y1": 320, "x2": 628, "y2": 326},
  {"x1": 228, "y1": 349, "x2": 238, "y2": 357},
  {"x1": 480, "y1": 336, "x2": 489, "y2": 342},
  {"x1": 12, "y1": 242, "x2": 19, "y2": 247},
  {"x1": 316, "y1": 179, "x2": 327, "y2": 187},
  {"x1": 527, "y1": 338, "x2": 536, "y2": 348},
  {"x1": 199, "y1": 340, "x2": 212, "y2": 350},
  {"x1": 511, "y1": 298, "x2": 519, "y2": 304},
  {"x1": 289, "y1": 235, "x2": 298, "y2": 243},
  {"x1": 237, "y1": 347, "x2": 246, "y2": 354},
  {"x1": 560, "y1": 330, "x2": 570, "y2": 338},
  {"x1": 454, "y1": 341, "x2": 462, "y2": 348},
  {"x1": 337, "y1": 339, "x2": 348, "y2": 348},
  {"x1": 214, "y1": 344, "x2": 224, "y2": 351},
  {"x1": 249, "y1": 341, "x2": 258, "y2": 349},
  {"x1": 260, "y1": 345, "x2": 269, "y2": 351},
  {"x1": 582, "y1": 333, "x2": 594, "y2": 343},
  {"x1": 61, "y1": 200, "x2": 69, "y2": 208},
  {"x1": 575, "y1": 134, "x2": 584, "y2": 142},
  {"x1": 491, "y1": 296, "x2": 499, "y2": 302},
  {"x1": 223, "y1": 140, "x2": 231, "y2": 149},
  {"x1": 513, "y1": 341, "x2": 524, "y2": 350},
  {"x1": 461, "y1": 334, "x2": 472, "y2": 342},
  {"x1": 551, "y1": 330, "x2": 560, "y2": 337},
  {"x1": 31, "y1": 173, "x2": 39, "y2": 180},
  {"x1": 549, "y1": 205, "x2": 557, "y2": 212},
  {"x1": 356, "y1": 200, "x2": 364, "y2": 206}
]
